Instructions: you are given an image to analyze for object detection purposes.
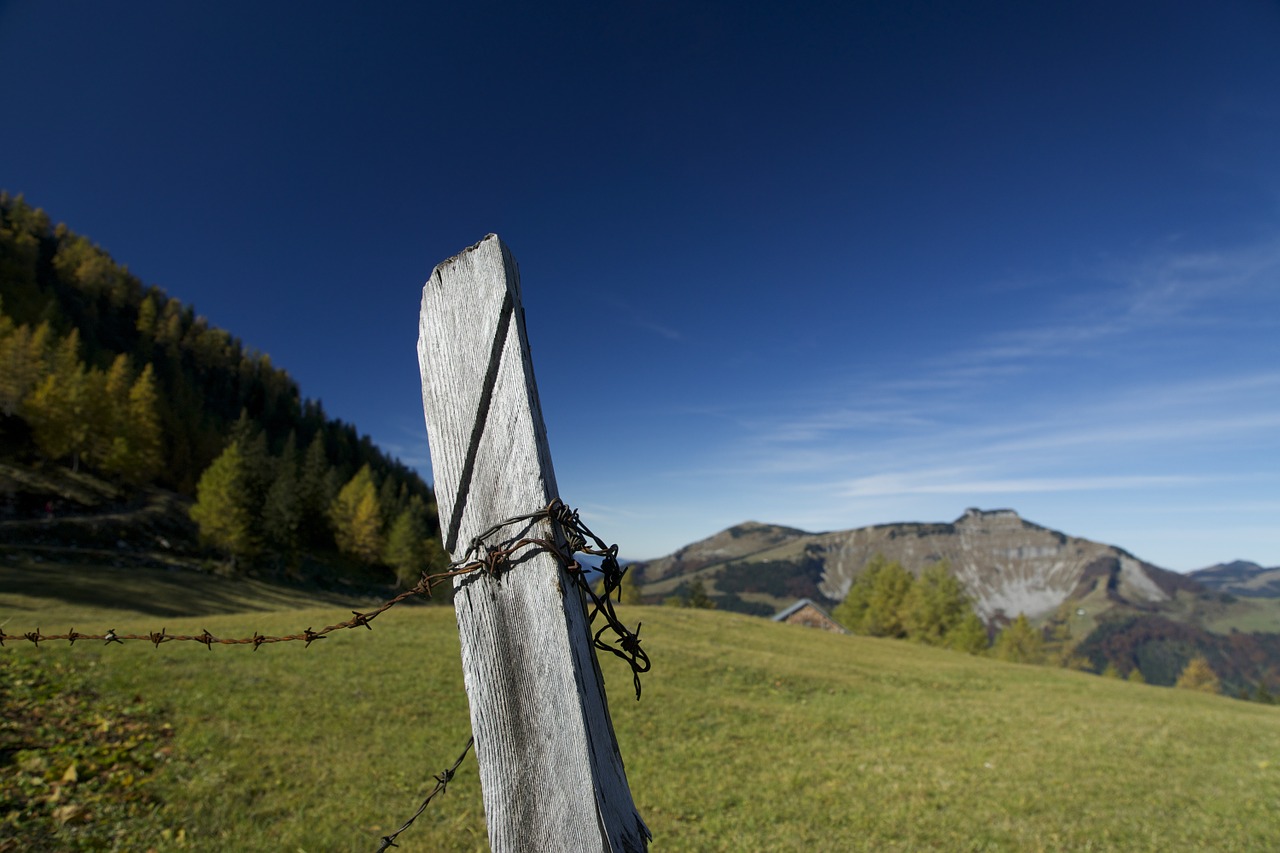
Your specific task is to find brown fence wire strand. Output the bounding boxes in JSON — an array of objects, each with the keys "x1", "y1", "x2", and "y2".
[
  {"x1": 0, "y1": 499, "x2": 649, "y2": 691},
  {"x1": 376, "y1": 735, "x2": 475, "y2": 852},
  {"x1": 3, "y1": 499, "x2": 649, "y2": 850}
]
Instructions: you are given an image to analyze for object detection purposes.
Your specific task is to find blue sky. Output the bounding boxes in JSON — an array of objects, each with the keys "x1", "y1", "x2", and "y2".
[{"x1": 2, "y1": 1, "x2": 1278, "y2": 570}]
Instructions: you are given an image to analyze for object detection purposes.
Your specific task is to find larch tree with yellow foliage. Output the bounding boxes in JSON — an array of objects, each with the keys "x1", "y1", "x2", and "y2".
[{"x1": 330, "y1": 465, "x2": 385, "y2": 564}]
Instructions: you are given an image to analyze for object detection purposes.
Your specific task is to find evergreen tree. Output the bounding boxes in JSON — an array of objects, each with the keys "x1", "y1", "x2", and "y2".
[
  {"x1": 947, "y1": 611, "x2": 990, "y2": 655},
  {"x1": 685, "y1": 577, "x2": 715, "y2": 609},
  {"x1": 330, "y1": 464, "x2": 384, "y2": 564},
  {"x1": 1101, "y1": 662, "x2": 1123, "y2": 679},
  {"x1": 263, "y1": 433, "x2": 303, "y2": 558},
  {"x1": 1128, "y1": 667, "x2": 1146, "y2": 684},
  {"x1": 901, "y1": 561, "x2": 976, "y2": 647},
  {"x1": 24, "y1": 329, "x2": 92, "y2": 470},
  {"x1": 123, "y1": 364, "x2": 163, "y2": 484},
  {"x1": 298, "y1": 434, "x2": 336, "y2": 549},
  {"x1": 378, "y1": 474, "x2": 404, "y2": 525},
  {"x1": 189, "y1": 441, "x2": 259, "y2": 565},
  {"x1": 230, "y1": 411, "x2": 274, "y2": 518},
  {"x1": 1174, "y1": 656, "x2": 1221, "y2": 694},
  {"x1": 0, "y1": 313, "x2": 53, "y2": 418},
  {"x1": 384, "y1": 495, "x2": 433, "y2": 587},
  {"x1": 834, "y1": 554, "x2": 914, "y2": 638},
  {"x1": 992, "y1": 614, "x2": 1045, "y2": 664},
  {"x1": 92, "y1": 353, "x2": 133, "y2": 475}
]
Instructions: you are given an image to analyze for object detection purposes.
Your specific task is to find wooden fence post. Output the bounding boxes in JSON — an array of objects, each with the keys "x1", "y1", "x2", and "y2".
[{"x1": 417, "y1": 235, "x2": 650, "y2": 852}]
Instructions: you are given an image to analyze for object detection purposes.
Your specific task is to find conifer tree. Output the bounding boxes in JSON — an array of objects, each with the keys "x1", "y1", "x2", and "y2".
[
  {"x1": 93, "y1": 353, "x2": 134, "y2": 475},
  {"x1": 384, "y1": 494, "x2": 432, "y2": 587},
  {"x1": 24, "y1": 329, "x2": 92, "y2": 470},
  {"x1": 1127, "y1": 667, "x2": 1146, "y2": 684},
  {"x1": 834, "y1": 554, "x2": 914, "y2": 638},
  {"x1": 901, "y1": 561, "x2": 974, "y2": 646},
  {"x1": 0, "y1": 319, "x2": 52, "y2": 418},
  {"x1": 124, "y1": 364, "x2": 163, "y2": 483},
  {"x1": 991, "y1": 614, "x2": 1045, "y2": 664},
  {"x1": 379, "y1": 474, "x2": 404, "y2": 525},
  {"x1": 263, "y1": 433, "x2": 303, "y2": 558},
  {"x1": 1174, "y1": 656, "x2": 1220, "y2": 694},
  {"x1": 947, "y1": 611, "x2": 990, "y2": 655},
  {"x1": 230, "y1": 411, "x2": 273, "y2": 516},
  {"x1": 684, "y1": 577, "x2": 715, "y2": 609},
  {"x1": 299, "y1": 434, "x2": 336, "y2": 548},
  {"x1": 330, "y1": 464, "x2": 384, "y2": 564},
  {"x1": 190, "y1": 441, "x2": 259, "y2": 566}
]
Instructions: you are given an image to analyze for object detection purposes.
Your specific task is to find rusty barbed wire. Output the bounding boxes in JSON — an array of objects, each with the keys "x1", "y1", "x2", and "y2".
[
  {"x1": 5, "y1": 499, "x2": 650, "y2": 851},
  {"x1": 375, "y1": 735, "x2": 475, "y2": 852},
  {"x1": 1, "y1": 499, "x2": 651, "y2": 696}
]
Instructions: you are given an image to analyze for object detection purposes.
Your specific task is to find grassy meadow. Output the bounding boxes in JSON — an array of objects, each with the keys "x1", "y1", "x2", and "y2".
[{"x1": 3, "y1": 558, "x2": 1280, "y2": 851}]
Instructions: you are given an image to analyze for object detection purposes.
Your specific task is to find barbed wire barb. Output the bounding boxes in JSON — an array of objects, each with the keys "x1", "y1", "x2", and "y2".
[
  {"x1": 375, "y1": 735, "x2": 475, "y2": 852},
  {"x1": 1, "y1": 501, "x2": 650, "y2": 700}
]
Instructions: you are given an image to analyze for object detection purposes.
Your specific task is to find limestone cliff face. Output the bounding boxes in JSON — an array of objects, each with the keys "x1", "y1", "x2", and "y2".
[
  {"x1": 814, "y1": 508, "x2": 1191, "y2": 620},
  {"x1": 632, "y1": 509, "x2": 1201, "y2": 621}
]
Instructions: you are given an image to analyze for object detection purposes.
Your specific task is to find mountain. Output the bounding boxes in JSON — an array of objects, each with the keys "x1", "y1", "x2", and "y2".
[
  {"x1": 634, "y1": 509, "x2": 1280, "y2": 693},
  {"x1": 632, "y1": 508, "x2": 1202, "y2": 622},
  {"x1": 1188, "y1": 560, "x2": 1280, "y2": 599}
]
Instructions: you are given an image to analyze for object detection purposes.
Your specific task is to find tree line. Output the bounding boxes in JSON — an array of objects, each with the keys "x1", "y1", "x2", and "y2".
[
  {"x1": 831, "y1": 554, "x2": 989, "y2": 654},
  {"x1": 189, "y1": 415, "x2": 448, "y2": 585},
  {"x1": 829, "y1": 554, "x2": 1268, "y2": 700},
  {"x1": 1, "y1": 307, "x2": 162, "y2": 483},
  {"x1": 1, "y1": 193, "x2": 444, "y2": 584}
]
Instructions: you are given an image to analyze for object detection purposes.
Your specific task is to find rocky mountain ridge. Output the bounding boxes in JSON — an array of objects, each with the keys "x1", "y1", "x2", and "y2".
[{"x1": 632, "y1": 508, "x2": 1204, "y2": 621}]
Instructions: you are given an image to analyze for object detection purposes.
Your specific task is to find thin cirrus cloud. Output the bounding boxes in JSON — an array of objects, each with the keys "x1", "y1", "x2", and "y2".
[
  {"x1": 701, "y1": 236, "x2": 1280, "y2": 495},
  {"x1": 943, "y1": 236, "x2": 1280, "y2": 375},
  {"x1": 836, "y1": 470, "x2": 1206, "y2": 499}
]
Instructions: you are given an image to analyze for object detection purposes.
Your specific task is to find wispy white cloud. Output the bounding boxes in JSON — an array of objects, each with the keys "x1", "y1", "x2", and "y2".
[
  {"x1": 836, "y1": 470, "x2": 1205, "y2": 498},
  {"x1": 936, "y1": 236, "x2": 1280, "y2": 378}
]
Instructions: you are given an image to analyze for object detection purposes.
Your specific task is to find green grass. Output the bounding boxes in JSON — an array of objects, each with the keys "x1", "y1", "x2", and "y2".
[
  {"x1": 1201, "y1": 596, "x2": 1280, "y2": 635},
  {"x1": 3, "y1": 563, "x2": 1280, "y2": 851}
]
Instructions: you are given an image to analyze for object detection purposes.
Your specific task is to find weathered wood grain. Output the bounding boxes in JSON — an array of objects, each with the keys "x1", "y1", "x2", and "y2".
[{"x1": 418, "y1": 235, "x2": 649, "y2": 852}]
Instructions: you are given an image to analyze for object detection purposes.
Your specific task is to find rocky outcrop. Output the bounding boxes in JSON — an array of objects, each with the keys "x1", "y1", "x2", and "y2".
[{"x1": 813, "y1": 508, "x2": 1195, "y2": 620}]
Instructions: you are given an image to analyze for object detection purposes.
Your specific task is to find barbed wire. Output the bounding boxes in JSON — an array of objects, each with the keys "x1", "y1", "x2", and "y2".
[
  {"x1": 375, "y1": 735, "x2": 475, "y2": 852},
  {"x1": 0, "y1": 499, "x2": 649, "y2": 693},
  {"x1": 3, "y1": 499, "x2": 650, "y2": 849}
]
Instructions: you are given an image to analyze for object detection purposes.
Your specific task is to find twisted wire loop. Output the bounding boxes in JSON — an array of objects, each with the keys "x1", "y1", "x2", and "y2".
[
  {"x1": 0, "y1": 499, "x2": 651, "y2": 699},
  {"x1": 545, "y1": 501, "x2": 652, "y2": 700},
  {"x1": 375, "y1": 736, "x2": 475, "y2": 852}
]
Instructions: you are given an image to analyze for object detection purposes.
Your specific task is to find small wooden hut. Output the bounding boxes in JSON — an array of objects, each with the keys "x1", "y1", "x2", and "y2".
[{"x1": 772, "y1": 599, "x2": 849, "y2": 634}]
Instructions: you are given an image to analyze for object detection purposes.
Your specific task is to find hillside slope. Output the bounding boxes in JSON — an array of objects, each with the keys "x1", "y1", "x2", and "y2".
[
  {"x1": 1191, "y1": 560, "x2": 1280, "y2": 598},
  {"x1": 3, "y1": 582, "x2": 1279, "y2": 852}
]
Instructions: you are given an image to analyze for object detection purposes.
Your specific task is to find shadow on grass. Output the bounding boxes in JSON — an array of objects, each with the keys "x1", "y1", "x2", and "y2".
[{"x1": 0, "y1": 558, "x2": 386, "y2": 618}]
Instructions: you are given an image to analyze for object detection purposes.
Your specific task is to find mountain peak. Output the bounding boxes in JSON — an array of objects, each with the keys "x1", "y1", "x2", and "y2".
[{"x1": 632, "y1": 508, "x2": 1203, "y2": 623}]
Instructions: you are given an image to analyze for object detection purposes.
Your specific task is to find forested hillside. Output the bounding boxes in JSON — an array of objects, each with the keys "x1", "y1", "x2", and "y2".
[{"x1": 0, "y1": 193, "x2": 444, "y2": 585}]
